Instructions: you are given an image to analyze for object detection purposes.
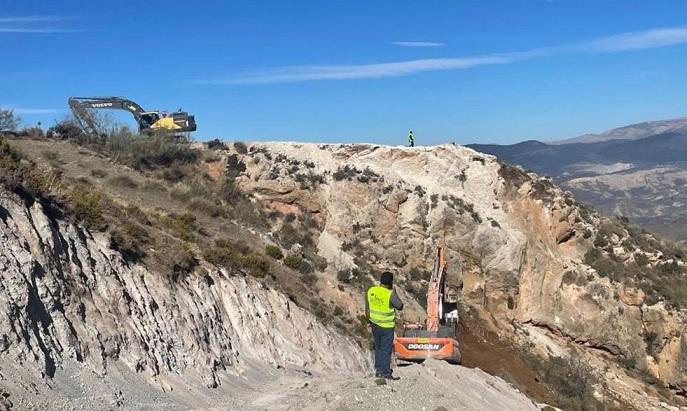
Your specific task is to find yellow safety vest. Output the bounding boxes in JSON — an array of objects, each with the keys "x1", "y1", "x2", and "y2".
[{"x1": 367, "y1": 286, "x2": 395, "y2": 328}]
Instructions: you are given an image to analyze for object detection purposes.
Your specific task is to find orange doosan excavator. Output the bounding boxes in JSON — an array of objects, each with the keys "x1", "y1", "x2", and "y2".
[{"x1": 394, "y1": 247, "x2": 461, "y2": 364}]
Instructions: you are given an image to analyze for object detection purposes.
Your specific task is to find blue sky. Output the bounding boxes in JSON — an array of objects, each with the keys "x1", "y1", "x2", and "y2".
[{"x1": 1, "y1": 0, "x2": 686, "y2": 144}]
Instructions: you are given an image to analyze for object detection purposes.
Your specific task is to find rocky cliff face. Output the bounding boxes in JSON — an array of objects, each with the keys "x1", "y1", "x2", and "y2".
[
  {"x1": 0, "y1": 188, "x2": 367, "y2": 409},
  {"x1": 226, "y1": 142, "x2": 687, "y2": 404}
]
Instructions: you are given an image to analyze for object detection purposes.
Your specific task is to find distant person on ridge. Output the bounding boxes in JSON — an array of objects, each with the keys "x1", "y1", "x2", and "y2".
[
  {"x1": 408, "y1": 130, "x2": 415, "y2": 147},
  {"x1": 366, "y1": 271, "x2": 403, "y2": 380}
]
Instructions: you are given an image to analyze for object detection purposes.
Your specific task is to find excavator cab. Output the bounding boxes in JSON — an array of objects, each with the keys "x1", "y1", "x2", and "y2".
[
  {"x1": 139, "y1": 112, "x2": 159, "y2": 130},
  {"x1": 394, "y1": 247, "x2": 461, "y2": 364}
]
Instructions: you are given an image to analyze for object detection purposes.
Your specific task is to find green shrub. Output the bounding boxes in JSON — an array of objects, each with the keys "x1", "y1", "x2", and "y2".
[
  {"x1": 169, "y1": 243, "x2": 197, "y2": 280},
  {"x1": 284, "y1": 254, "x2": 302, "y2": 270},
  {"x1": 161, "y1": 213, "x2": 197, "y2": 241},
  {"x1": 279, "y1": 223, "x2": 312, "y2": 248},
  {"x1": 203, "y1": 239, "x2": 270, "y2": 277},
  {"x1": 634, "y1": 253, "x2": 649, "y2": 266},
  {"x1": 233, "y1": 141, "x2": 248, "y2": 154},
  {"x1": 206, "y1": 139, "x2": 227, "y2": 150},
  {"x1": 241, "y1": 253, "x2": 271, "y2": 276},
  {"x1": 46, "y1": 120, "x2": 84, "y2": 140},
  {"x1": 593, "y1": 235, "x2": 608, "y2": 248},
  {"x1": 333, "y1": 165, "x2": 357, "y2": 181},
  {"x1": 298, "y1": 260, "x2": 313, "y2": 274},
  {"x1": 125, "y1": 204, "x2": 150, "y2": 224},
  {"x1": 497, "y1": 161, "x2": 529, "y2": 191},
  {"x1": 337, "y1": 269, "x2": 351, "y2": 283},
  {"x1": 536, "y1": 356, "x2": 602, "y2": 411},
  {"x1": 112, "y1": 134, "x2": 198, "y2": 170},
  {"x1": 265, "y1": 245, "x2": 284, "y2": 260},
  {"x1": 308, "y1": 253, "x2": 328, "y2": 271},
  {"x1": 219, "y1": 176, "x2": 242, "y2": 204},
  {"x1": 69, "y1": 185, "x2": 106, "y2": 230},
  {"x1": 341, "y1": 238, "x2": 361, "y2": 252},
  {"x1": 226, "y1": 154, "x2": 246, "y2": 178},
  {"x1": 111, "y1": 222, "x2": 149, "y2": 261}
]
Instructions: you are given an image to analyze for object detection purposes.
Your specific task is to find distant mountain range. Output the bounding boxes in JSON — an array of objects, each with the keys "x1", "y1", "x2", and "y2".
[
  {"x1": 468, "y1": 117, "x2": 687, "y2": 242},
  {"x1": 550, "y1": 116, "x2": 687, "y2": 145}
]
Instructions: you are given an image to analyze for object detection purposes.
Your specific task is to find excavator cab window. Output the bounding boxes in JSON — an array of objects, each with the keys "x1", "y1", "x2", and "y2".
[{"x1": 139, "y1": 113, "x2": 159, "y2": 129}]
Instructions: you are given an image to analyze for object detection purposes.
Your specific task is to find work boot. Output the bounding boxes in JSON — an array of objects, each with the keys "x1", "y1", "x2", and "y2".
[{"x1": 383, "y1": 373, "x2": 400, "y2": 381}]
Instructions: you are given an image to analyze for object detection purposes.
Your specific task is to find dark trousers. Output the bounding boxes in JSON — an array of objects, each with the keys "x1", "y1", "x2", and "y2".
[{"x1": 371, "y1": 323, "x2": 394, "y2": 376}]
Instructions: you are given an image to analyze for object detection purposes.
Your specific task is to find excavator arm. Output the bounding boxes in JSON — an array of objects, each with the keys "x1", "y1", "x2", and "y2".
[
  {"x1": 426, "y1": 247, "x2": 447, "y2": 332},
  {"x1": 68, "y1": 97, "x2": 146, "y2": 136}
]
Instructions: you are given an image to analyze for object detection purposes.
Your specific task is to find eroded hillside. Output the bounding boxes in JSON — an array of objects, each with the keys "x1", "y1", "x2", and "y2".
[{"x1": 1, "y1": 132, "x2": 686, "y2": 410}]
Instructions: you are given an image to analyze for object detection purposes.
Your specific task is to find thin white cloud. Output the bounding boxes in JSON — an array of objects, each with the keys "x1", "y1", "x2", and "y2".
[
  {"x1": 196, "y1": 26, "x2": 687, "y2": 85},
  {"x1": 577, "y1": 26, "x2": 687, "y2": 52},
  {"x1": 392, "y1": 41, "x2": 445, "y2": 48},
  {"x1": 0, "y1": 15, "x2": 73, "y2": 23},
  {"x1": 0, "y1": 15, "x2": 79, "y2": 34},
  {"x1": 1, "y1": 107, "x2": 62, "y2": 115},
  {"x1": 195, "y1": 56, "x2": 514, "y2": 85},
  {"x1": 0, "y1": 28, "x2": 78, "y2": 33}
]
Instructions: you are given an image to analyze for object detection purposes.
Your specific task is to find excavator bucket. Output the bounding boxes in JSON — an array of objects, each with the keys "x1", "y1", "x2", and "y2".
[{"x1": 394, "y1": 336, "x2": 461, "y2": 364}]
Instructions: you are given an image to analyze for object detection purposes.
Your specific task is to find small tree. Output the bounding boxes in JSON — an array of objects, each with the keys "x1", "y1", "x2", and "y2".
[{"x1": 0, "y1": 109, "x2": 20, "y2": 131}]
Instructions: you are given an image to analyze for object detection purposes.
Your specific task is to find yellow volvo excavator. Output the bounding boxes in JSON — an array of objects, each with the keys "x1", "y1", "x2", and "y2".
[{"x1": 68, "y1": 96, "x2": 197, "y2": 136}]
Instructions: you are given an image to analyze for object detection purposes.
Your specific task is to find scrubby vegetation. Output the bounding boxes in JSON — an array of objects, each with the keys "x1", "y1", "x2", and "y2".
[
  {"x1": 497, "y1": 161, "x2": 529, "y2": 191},
  {"x1": 265, "y1": 245, "x2": 284, "y2": 260},
  {"x1": 0, "y1": 109, "x2": 20, "y2": 131},
  {"x1": 333, "y1": 164, "x2": 380, "y2": 183},
  {"x1": 203, "y1": 239, "x2": 270, "y2": 277},
  {"x1": 69, "y1": 184, "x2": 107, "y2": 230},
  {"x1": 335, "y1": 267, "x2": 374, "y2": 289},
  {"x1": 50, "y1": 123, "x2": 200, "y2": 171},
  {"x1": 445, "y1": 195, "x2": 482, "y2": 224},
  {"x1": 584, "y1": 216, "x2": 687, "y2": 308},
  {"x1": 526, "y1": 353, "x2": 608, "y2": 411}
]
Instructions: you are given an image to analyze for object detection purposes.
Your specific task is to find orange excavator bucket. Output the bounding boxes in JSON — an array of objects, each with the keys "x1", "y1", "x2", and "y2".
[{"x1": 394, "y1": 336, "x2": 461, "y2": 363}]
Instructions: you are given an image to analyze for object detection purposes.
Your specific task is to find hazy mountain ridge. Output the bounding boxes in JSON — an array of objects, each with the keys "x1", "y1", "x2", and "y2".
[
  {"x1": 469, "y1": 129, "x2": 687, "y2": 241},
  {"x1": 552, "y1": 116, "x2": 687, "y2": 145}
]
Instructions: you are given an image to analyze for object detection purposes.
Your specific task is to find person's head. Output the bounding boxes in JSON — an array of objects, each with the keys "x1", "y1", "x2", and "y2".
[{"x1": 380, "y1": 271, "x2": 394, "y2": 289}]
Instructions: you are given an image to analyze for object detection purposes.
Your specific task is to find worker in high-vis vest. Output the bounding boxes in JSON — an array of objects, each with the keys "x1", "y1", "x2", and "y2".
[{"x1": 365, "y1": 271, "x2": 404, "y2": 379}]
